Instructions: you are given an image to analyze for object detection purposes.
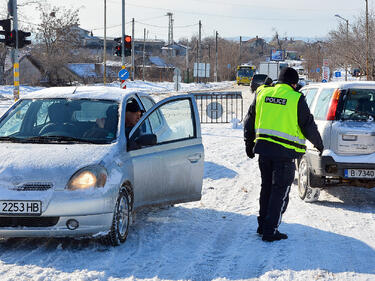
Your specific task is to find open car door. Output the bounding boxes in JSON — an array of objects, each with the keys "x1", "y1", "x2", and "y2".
[{"x1": 128, "y1": 94, "x2": 204, "y2": 209}]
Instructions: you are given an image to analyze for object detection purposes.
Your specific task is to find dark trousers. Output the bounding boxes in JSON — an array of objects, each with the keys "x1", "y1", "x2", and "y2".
[{"x1": 258, "y1": 155, "x2": 295, "y2": 236}]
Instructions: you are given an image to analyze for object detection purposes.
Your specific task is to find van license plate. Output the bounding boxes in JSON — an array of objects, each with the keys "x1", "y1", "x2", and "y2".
[
  {"x1": 0, "y1": 200, "x2": 42, "y2": 215},
  {"x1": 344, "y1": 169, "x2": 375, "y2": 179}
]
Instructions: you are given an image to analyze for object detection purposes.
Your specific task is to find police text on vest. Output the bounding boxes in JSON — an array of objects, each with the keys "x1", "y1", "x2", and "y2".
[{"x1": 265, "y1": 97, "x2": 287, "y2": 105}]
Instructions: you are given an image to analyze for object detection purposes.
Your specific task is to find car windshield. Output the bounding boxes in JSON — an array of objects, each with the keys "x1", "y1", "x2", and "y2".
[
  {"x1": 237, "y1": 68, "x2": 252, "y2": 77},
  {"x1": 0, "y1": 98, "x2": 119, "y2": 144},
  {"x1": 341, "y1": 89, "x2": 375, "y2": 121}
]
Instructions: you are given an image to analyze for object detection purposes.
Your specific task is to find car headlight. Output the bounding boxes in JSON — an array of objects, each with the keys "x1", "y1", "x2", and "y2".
[{"x1": 67, "y1": 165, "x2": 108, "y2": 190}]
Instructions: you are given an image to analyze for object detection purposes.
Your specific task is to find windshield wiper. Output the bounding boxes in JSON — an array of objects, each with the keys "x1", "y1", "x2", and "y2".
[
  {"x1": 23, "y1": 135, "x2": 100, "y2": 144},
  {"x1": 342, "y1": 110, "x2": 375, "y2": 121},
  {"x1": 0, "y1": 136, "x2": 24, "y2": 142}
]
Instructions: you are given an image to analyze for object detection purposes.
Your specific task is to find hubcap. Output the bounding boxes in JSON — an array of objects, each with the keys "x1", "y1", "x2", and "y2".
[{"x1": 117, "y1": 196, "x2": 129, "y2": 237}]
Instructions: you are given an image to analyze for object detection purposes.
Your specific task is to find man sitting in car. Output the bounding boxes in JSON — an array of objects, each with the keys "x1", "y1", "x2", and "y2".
[{"x1": 125, "y1": 99, "x2": 143, "y2": 138}]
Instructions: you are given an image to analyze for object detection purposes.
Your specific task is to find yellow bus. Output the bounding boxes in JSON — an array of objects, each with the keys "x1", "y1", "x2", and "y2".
[{"x1": 236, "y1": 65, "x2": 256, "y2": 85}]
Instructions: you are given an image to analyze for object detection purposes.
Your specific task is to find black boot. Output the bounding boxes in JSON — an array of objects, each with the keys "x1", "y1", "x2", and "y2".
[
  {"x1": 257, "y1": 217, "x2": 263, "y2": 235},
  {"x1": 262, "y1": 230, "x2": 288, "y2": 242}
]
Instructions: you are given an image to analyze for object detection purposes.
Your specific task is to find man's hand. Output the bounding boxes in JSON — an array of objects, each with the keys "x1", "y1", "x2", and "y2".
[{"x1": 245, "y1": 140, "x2": 255, "y2": 159}]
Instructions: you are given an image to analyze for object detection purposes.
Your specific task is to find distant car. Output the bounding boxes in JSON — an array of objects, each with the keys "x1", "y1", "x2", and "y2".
[
  {"x1": 250, "y1": 74, "x2": 268, "y2": 93},
  {"x1": 0, "y1": 86, "x2": 204, "y2": 245},
  {"x1": 297, "y1": 81, "x2": 375, "y2": 202}
]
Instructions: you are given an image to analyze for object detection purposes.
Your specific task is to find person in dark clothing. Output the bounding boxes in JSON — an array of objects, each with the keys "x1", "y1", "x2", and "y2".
[
  {"x1": 83, "y1": 105, "x2": 119, "y2": 140},
  {"x1": 244, "y1": 67, "x2": 323, "y2": 242},
  {"x1": 255, "y1": 76, "x2": 274, "y2": 94},
  {"x1": 125, "y1": 99, "x2": 143, "y2": 139}
]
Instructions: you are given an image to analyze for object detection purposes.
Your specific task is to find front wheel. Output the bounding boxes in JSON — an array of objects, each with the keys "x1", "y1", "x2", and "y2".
[
  {"x1": 103, "y1": 188, "x2": 130, "y2": 246},
  {"x1": 298, "y1": 157, "x2": 320, "y2": 202}
]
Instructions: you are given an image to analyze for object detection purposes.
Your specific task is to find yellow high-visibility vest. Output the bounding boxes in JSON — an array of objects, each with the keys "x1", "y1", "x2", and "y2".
[{"x1": 255, "y1": 84, "x2": 306, "y2": 153}]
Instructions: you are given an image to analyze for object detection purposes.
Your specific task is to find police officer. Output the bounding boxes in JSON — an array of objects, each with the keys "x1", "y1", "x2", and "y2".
[
  {"x1": 244, "y1": 67, "x2": 323, "y2": 242},
  {"x1": 255, "y1": 76, "x2": 274, "y2": 94}
]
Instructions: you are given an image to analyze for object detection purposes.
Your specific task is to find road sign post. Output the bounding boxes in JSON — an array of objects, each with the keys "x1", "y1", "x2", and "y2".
[
  {"x1": 118, "y1": 68, "x2": 129, "y2": 89},
  {"x1": 173, "y1": 67, "x2": 181, "y2": 91}
]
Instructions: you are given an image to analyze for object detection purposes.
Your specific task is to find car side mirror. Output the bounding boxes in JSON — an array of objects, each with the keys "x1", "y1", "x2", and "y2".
[{"x1": 128, "y1": 133, "x2": 157, "y2": 151}]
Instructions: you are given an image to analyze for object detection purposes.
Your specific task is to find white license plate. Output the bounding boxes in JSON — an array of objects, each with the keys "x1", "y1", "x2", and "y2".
[
  {"x1": 344, "y1": 169, "x2": 375, "y2": 179},
  {"x1": 0, "y1": 200, "x2": 42, "y2": 215}
]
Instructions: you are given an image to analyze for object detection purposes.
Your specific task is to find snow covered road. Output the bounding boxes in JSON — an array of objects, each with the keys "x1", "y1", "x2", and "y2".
[{"x1": 0, "y1": 83, "x2": 374, "y2": 280}]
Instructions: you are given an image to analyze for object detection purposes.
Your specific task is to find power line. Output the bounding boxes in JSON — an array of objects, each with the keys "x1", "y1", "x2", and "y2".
[
  {"x1": 126, "y1": 2, "x2": 322, "y2": 22},
  {"x1": 135, "y1": 21, "x2": 198, "y2": 29}
]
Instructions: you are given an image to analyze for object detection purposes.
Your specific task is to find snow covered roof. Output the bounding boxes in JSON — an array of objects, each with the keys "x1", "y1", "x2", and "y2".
[
  {"x1": 67, "y1": 64, "x2": 97, "y2": 78},
  {"x1": 67, "y1": 63, "x2": 119, "y2": 78},
  {"x1": 149, "y1": 56, "x2": 173, "y2": 68},
  {"x1": 24, "y1": 86, "x2": 141, "y2": 101}
]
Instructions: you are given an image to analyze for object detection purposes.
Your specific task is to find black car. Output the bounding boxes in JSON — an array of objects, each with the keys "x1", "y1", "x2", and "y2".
[{"x1": 250, "y1": 74, "x2": 268, "y2": 93}]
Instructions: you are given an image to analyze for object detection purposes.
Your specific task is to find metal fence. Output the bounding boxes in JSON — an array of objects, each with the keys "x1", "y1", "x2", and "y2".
[{"x1": 192, "y1": 91, "x2": 243, "y2": 123}]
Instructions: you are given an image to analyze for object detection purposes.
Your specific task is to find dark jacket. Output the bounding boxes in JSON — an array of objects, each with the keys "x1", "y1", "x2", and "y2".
[{"x1": 244, "y1": 84, "x2": 323, "y2": 159}]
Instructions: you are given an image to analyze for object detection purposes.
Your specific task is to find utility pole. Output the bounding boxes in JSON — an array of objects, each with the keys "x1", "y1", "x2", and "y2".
[
  {"x1": 239, "y1": 36, "x2": 242, "y2": 65},
  {"x1": 198, "y1": 20, "x2": 201, "y2": 83},
  {"x1": 366, "y1": 0, "x2": 369, "y2": 80},
  {"x1": 142, "y1": 28, "x2": 146, "y2": 81},
  {"x1": 11, "y1": 0, "x2": 19, "y2": 101},
  {"x1": 334, "y1": 14, "x2": 349, "y2": 81},
  {"x1": 186, "y1": 44, "x2": 189, "y2": 83},
  {"x1": 103, "y1": 0, "x2": 107, "y2": 85},
  {"x1": 131, "y1": 18, "x2": 135, "y2": 81},
  {"x1": 196, "y1": 40, "x2": 198, "y2": 83},
  {"x1": 171, "y1": 18, "x2": 174, "y2": 44},
  {"x1": 215, "y1": 31, "x2": 218, "y2": 82},
  {"x1": 166, "y1": 12, "x2": 173, "y2": 45},
  {"x1": 121, "y1": 0, "x2": 125, "y2": 66}
]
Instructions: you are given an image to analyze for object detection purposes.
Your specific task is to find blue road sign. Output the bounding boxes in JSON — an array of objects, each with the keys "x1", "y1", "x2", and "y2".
[
  {"x1": 335, "y1": 71, "x2": 341, "y2": 77},
  {"x1": 118, "y1": 68, "x2": 129, "y2": 80},
  {"x1": 322, "y1": 79, "x2": 327, "y2": 83}
]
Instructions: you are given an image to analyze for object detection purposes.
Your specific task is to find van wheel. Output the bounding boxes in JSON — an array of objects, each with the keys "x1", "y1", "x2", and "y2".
[
  {"x1": 103, "y1": 188, "x2": 130, "y2": 246},
  {"x1": 298, "y1": 156, "x2": 320, "y2": 202}
]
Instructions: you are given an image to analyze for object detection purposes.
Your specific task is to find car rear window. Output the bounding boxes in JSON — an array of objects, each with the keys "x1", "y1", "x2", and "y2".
[
  {"x1": 253, "y1": 74, "x2": 267, "y2": 83},
  {"x1": 340, "y1": 89, "x2": 375, "y2": 121},
  {"x1": 313, "y1": 88, "x2": 335, "y2": 120}
]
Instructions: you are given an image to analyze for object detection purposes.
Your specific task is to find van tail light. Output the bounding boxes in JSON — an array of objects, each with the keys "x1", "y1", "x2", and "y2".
[{"x1": 326, "y1": 89, "x2": 341, "y2": 120}]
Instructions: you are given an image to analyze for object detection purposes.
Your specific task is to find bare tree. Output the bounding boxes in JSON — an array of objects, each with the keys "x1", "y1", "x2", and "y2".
[
  {"x1": 31, "y1": 4, "x2": 81, "y2": 85},
  {"x1": 326, "y1": 11, "x2": 375, "y2": 79}
]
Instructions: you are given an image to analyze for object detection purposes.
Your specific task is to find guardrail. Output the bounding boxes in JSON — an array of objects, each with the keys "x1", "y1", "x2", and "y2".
[{"x1": 192, "y1": 91, "x2": 243, "y2": 123}]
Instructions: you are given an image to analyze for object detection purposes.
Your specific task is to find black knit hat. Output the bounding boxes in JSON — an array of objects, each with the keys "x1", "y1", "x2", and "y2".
[
  {"x1": 126, "y1": 99, "x2": 142, "y2": 112},
  {"x1": 278, "y1": 67, "x2": 299, "y2": 85}
]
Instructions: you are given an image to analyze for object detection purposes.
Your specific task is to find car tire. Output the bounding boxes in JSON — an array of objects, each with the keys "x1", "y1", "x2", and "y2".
[
  {"x1": 103, "y1": 188, "x2": 130, "y2": 246},
  {"x1": 298, "y1": 156, "x2": 320, "y2": 202}
]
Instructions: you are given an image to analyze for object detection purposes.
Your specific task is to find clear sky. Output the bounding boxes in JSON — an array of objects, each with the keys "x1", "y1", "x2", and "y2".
[{"x1": 19, "y1": 0, "x2": 371, "y2": 41}]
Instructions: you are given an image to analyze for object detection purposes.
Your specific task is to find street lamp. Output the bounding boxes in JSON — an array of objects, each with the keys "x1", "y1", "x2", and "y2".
[
  {"x1": 365, "y1": 0, "x2": 369, "y2": 80},
  {"x1": 335, "y1": 14, "x2": 349, "y2": 81}
]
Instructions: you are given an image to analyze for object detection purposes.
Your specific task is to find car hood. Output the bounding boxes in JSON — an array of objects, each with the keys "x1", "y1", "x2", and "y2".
[{"x1": 0, "y1": 143, "x2": 118, "y2": 190}]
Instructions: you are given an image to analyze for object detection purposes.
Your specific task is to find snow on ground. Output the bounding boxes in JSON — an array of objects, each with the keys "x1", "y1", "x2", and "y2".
[{"x1": 0, "y1": 83, "x2": 374, "y2": 280}]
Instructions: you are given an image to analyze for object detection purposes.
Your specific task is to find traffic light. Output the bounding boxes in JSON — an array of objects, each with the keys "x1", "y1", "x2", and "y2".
[
  {"x1": 17, "y1": 30, "x2": 31, "y2": 48},
  {"x1": 7, "y1": 30, "x2": 31, "y2": 48},
  {"x1": 124, "y1": 35, "x2": 131, "y2": 57},
  {"x1": 114, "y1": 44, "x2": 121, "y2": 56},
  {"x1": 0, "y1": 19, "x2": 11, "y2": 46},
  {"x1": 113, "y1": 35, "x2": 131, "y2": 57}
]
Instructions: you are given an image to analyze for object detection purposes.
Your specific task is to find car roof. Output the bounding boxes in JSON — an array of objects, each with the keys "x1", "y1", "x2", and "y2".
[
  {"x1": 23, "y1": 86, "x2": 146, "y2": 102},
  {"x1": 301, "y1": 81, "x2": 375, "y2": 90}
]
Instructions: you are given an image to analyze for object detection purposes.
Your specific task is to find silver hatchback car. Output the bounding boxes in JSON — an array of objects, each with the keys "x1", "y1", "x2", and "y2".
[
  {"x1": 0, "y1": 86, "x2": 204, "y2": 245},
  {"x1": 297, "y1": 81, "x2": 375, "y2": 202}
]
